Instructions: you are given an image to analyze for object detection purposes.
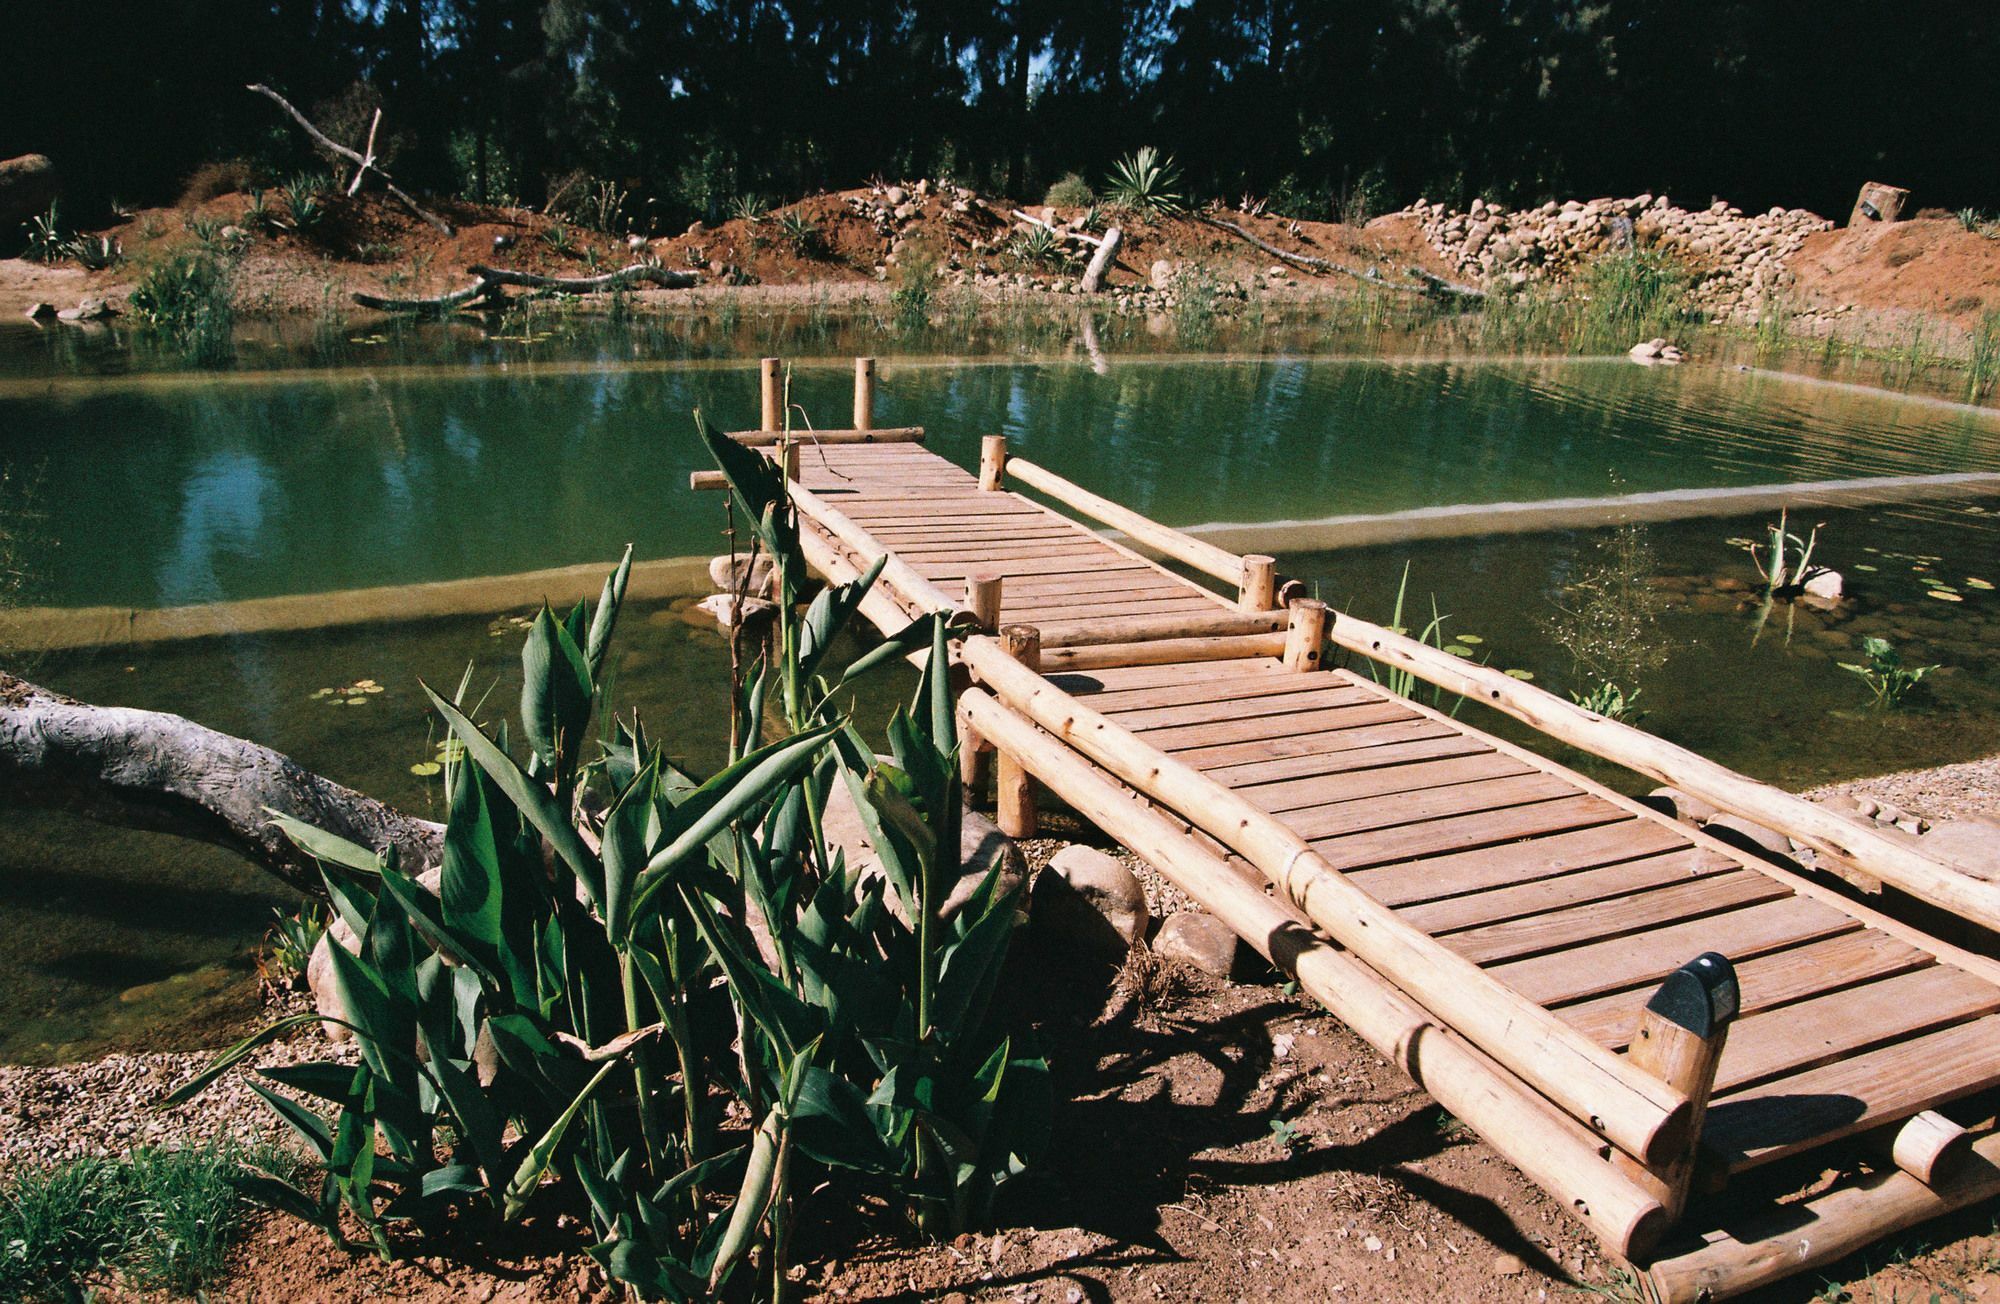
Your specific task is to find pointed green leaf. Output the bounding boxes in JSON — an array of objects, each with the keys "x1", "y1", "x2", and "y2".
[{"x1": 503, "y1": 1059, "x2": 618, "y2": 1220}]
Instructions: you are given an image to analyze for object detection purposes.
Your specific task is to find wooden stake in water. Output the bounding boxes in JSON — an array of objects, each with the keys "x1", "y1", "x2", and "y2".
[{"x1": 760, "y1": 357, "x2": 782, "y2": 432}]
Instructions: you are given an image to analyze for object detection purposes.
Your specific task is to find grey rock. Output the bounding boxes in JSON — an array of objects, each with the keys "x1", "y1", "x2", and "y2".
[
  {"x1": 819, "y1": 773, "x2": 1025, "y2": 927},
  {"x1": 0, "y1": 153, "x2": 59, "y2": 236},
  {"x1": 708, "y1": 553, "x2": 775, "y2": 594},
  {"x1": 1032, "y1": 845, "x2": 1147, "y2": 959},
  {"x1": 23, "y1": 301, "x2": 54, "y2": 320},
  {"x1": 1148, "y1": 258, "x2": 1176, "y2": 291},
  {"x1": 1704, "y1": 813, "x2": 1796, "y2": 863},
  {"x1": 1649, "y1": 786, "x2": 1720, "y2": 826},
  {"x1": 1152, "y1": 911, "x2": 1245, "y2": 979},
  {"x1": 1804, "y1": 570, "x2": 1845, "y2": 601}
]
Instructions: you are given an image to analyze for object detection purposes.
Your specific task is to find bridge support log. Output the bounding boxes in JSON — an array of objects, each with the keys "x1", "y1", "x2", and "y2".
[
  {"x1": 1616, "y1": 954, "x2": 1737, "y2": 1224},
  {"x1": 853, "y1": 357, "x2": 875, "y2": 430},
  {"x1": 961, "y1": 573, "x2": 1004, "y2": 791},
  {"x1": 760, "y1": 357, "x2": 782, "y2": 431},
  {"x1": 995, "y1": 625, "x2": 1041, "y2": 838}
]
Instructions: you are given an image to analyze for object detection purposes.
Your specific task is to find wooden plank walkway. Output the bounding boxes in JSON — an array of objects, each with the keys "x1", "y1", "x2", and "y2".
[
  {"x1": 709, "y1": 387, "x2": 2000, "y2": 1298},
  {"x1": 781, "y1": 438, "x2": 2000, "y2": 1182}
]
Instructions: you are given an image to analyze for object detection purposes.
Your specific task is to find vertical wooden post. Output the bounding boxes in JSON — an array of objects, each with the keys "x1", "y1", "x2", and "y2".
[
  {"x1": 1282, "y1": 598, "x2": 1328, "y2": 672},
  {"x1": 853, "y1": 357, "x2": 875, "y2": 430},
  {"x1": 759, "y1": 357, "x2": 782, "y2": 432},
  {"x1": 960, "y1": 573, "x2": 1004, "y2": 791},
  {"x1": 995, "y1": 624, "x2": 1041, "y2": 837},
  {"x1": 1618, "y1": 952, "x2": 1738, "y2": 1223},
  {"x1": 1238, "y1": 554, "x2": 1277, "y2": 611},
  {"x1": 979, "y1": 435, "x2": 1008, "y2": 491},
  {"x1": 777, "y1": 439, "x2": 800, "y2": 483}
]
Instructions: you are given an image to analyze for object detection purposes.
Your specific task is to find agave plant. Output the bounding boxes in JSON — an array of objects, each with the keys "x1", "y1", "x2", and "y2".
[
  {"x1": 1104, "y1": 146, "x2": 1185, "y2": 216},
  {"x1": 775, "y1": 211, "x2": 823, "y2": 257},
  {"x1": 174, "y1": 408, "x2": 1046, "y2": 1298}
]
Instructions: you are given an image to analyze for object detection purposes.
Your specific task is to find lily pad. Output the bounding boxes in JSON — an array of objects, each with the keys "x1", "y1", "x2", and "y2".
[
  {"x1": 1927, "y1": 591, "x2": 1964, "y2": 603},
  {"x1": 1456, "y1": 634, "x2": 1484, "y2": 645},
  {"x1": 1853, "y1": 564, "x2": 1878, "y2": 572},
  {"x1": 1445, "y1": 645, "x2": 1473, "y2": 658},
  {"x1": 1503, "y1": 668, "x2": 1536, "y2": 681},
  {"x1": 409, "y1": 761, "x2": 442, "y2": 776},
  {"x1": 1967, "y1": 578, "x2": 1994, "y2": 591}
]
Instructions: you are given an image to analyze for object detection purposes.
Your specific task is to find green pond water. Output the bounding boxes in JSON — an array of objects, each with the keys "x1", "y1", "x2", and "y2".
[{"x1": 3, "y1": 334, "x2": 1998, "y2": 1063}]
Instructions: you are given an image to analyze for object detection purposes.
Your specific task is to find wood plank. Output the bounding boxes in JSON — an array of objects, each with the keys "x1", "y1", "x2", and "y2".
[
  {"x1": 845, "y1": 500, "x2": 1046, "y2": 520},
  {"x1": 1211, "y1": 731, "x2": 1494, "y2": 788},
  {"x1": 891, "y1": 538, "x2": 1108, "y2": 560},
  {"x1": 1713, "y1": 966, "x2": 2000, "y2": 1093},
  {"x1": 1117, "y1": 685, "x2": 1378, "y2": 732},
  {"x1": 1015, "y1": 595, "x2": 1224, "y2": 623},
  {"x1": 1145, "y1": 701, "x2": 1420, "y2": 753},
  {"x1": 1488, "y1": 897, "x2": 1861, "y2": 1005},
  {"x1": 1441, "y1": 871, "x2": 1790, "y2": 966},
  {"x1": 913, "y1": 554, "x2": 1152, "y2": 581},
  {"x1": 1310, "y1": 792, "x2": 1627, "y2": 870},
  {"x1": 1049, "y1": 657, "x2": 1283, "y2": 695},
  {"x1": 1555, "y1": 930, "x2": 1937, "y2": 1048},
  {"x1": 870, "y1": 522, "x2": 1085, "y2": 542},
  {"x1": 1174, "y1": 716, "x2": 1457, "y2": 770},
  {"x1": 1246, "y1": 751, "x2": 1535, "y2": 815},
  {"x1": 1349, "y1": 820, "x2": 1692, "y2": 908},
  {"x1": 1291, "y1": 774, "x2": 1584, "y2": 843},
  {"x1": 1010, "y1": 585, "x2": 1223, "y2": 615},
  {"x1": 1077, "y1": 667, "x2": 1337, "y2": 712},
  {"x1": 1402, "y1": 848, "x2": 1734, "y2": 935},
  {"x1": 1702, "y1": 1014, "x2": 2000, "y2": 1171},
  {"x1": 987, "y1": 574, "x2": 1202, "y2": 601}
]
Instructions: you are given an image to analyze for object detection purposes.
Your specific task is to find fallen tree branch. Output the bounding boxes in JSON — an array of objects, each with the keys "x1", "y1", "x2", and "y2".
[
  {"x1": 0, "y1": 673, "x2": 442, "y2": 893},
  {"x1": 248, "y1": 82, "x2": 454, "y2": 235},
  {"x1": 1009, "y1": 208, "x2": 1108, "y2": 249},
  {"x1": 1195, "y1": 212, "x2": 1487, "y2": 300},
  {"x1": 353, "y1": 261, "x2": 699, "y2": 316}
]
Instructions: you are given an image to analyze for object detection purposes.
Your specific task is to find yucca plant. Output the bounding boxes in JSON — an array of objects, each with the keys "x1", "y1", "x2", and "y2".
[
  {"x1": 23, "y1": 202, "x2": 69, "y2": 262},
  {"x1": 1007, "y1": 224, "x2": 1067, "y2": 270},
  {"x1": 173, "y1": 405, "x2": 1046, "y2": 1298},
  {"x1": 1104, "y1": 147, "x2": 1185, "y2": 216},
  {"x1": 281, "y1": 173, "x2": 329, "y2": 233},
  {"x1": 775, "y1": 211, "x2": 823, "y2": 257}
]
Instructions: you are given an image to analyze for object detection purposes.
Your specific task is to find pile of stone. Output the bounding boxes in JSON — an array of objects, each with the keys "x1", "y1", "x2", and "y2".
[
  {"x1": 1397, "y1": 194, "x2": 1832, "y2": 321},
  {"x1": 841, "y1": 177, "x2": 1005, "y2": 275}
]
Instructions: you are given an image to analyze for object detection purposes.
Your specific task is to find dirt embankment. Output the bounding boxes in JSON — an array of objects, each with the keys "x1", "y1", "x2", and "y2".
[{"x1": 6, "y1": 178, "x2": 2000, "y2": 355}]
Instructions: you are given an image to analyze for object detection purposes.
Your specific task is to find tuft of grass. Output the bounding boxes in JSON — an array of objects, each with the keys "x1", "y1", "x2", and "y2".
[
  {"x1": 1967, "y1": 309, "x2": 2000, "y2": 403},
  {"x1": 775, "y1": 210, "x2": 823, "y2": 257},
  {"x1": 129, "y1": 249, "x2": 236, "y2": 367},
  {"x1": 0, "y1": 1143, "x2": 289, "y2": 1298},
  {"x1": 891, "y1": 241, "x2": 938, "y2": 333}
]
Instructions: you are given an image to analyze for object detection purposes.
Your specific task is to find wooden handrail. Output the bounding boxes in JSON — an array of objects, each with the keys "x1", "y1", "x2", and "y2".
[
  {"x1": 726, "y1": 426, "x2": 924, "y2": 446},
  {"x1": 958, "y1": 633, "x2": 1694, "y2": 1167},
  {"x1": 1006, "y1": 456, "x2": 1248, "y2": 590},
  {"x1": 786, "y1": 481, "x2": 962, "y2": 618},
  {"x1": 1323, "y1": 609, "x2": 2000, "y2": 934},
  {"x1": 960, "y1": 688, "x2": 1669, "y2": 1258}
]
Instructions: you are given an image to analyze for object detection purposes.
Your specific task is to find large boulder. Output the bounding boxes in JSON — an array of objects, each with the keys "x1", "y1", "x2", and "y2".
[
  {"x1": 0, "y1": 154, "x2": 58, "y2": 240},
  {"x1": 1152, "y1": 910, "x2": 1247, "y2": 979},
  {"x1": 1030, "y1": 845, "x2": 1147, "y2": 960}
]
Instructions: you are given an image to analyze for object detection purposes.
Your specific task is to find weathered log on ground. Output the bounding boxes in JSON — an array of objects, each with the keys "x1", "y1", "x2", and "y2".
[
  {"x1": 1195, "y1": 213, "x2": 1487, "y2": 300},
  {"x1": 247, "y1": 83, "x2": 453, "y2": 235},
  {"x1": 352, "y1": 262, "x2": 699, "y2": 315},
  {"x1": 0, "y1": 673, "x2": 442, "y2": 893},
  {"x1": 1079, "y1": 227, "x2": 1124, "y2": 293}
]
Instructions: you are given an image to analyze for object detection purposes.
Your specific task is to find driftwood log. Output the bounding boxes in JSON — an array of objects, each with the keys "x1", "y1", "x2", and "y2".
[
  {"x1": 352, "y1": 262, "x2": 699, "y2": 316},
  {"x1": 0, "y1": 673, "x2": 442, "y2": 894},
  {"x1": 1195, "y1": 212, "x2": 1487, "y2": 300},
  {"x1": 1009, "y1": 209, "x2": 1126, "y2": 293},
  {"x1": 247, "y1": 83, "x2": 453, "y2": 235}
]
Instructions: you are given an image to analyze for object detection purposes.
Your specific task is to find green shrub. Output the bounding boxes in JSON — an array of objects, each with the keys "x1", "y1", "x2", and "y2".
[
  {"x1": 174, "y1": 416, "x2": 1047, "y2": 1297},
  {"x1": 129, "y1": 249, "x2": 236, "y2": 367},
  {"x1": 1043, "y1": 173, "x2": 1093, "y2": 208},
  {"x1": 1839, "y1": 637, "x2": 1939, "y2": 709}
]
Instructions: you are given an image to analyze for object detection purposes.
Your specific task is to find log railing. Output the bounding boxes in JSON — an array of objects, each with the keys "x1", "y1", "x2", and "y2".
[{"x1": 1323, "y1": 608, "x2": 2000, "y2": 935}]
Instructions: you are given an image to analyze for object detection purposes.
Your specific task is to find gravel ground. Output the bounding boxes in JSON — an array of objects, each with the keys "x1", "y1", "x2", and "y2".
[
  {"x1": 0, "y1": 987, "x2": 352, "y2": 1174},
  {"x1": 1805, "y1": 752, "x2": 2000, "y2": 823}
]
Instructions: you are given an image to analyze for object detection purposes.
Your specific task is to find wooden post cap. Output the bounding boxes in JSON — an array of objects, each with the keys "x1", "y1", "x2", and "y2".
[{"x1": 1644, "y1": 952, "x2": 1740, "y2": 1037}]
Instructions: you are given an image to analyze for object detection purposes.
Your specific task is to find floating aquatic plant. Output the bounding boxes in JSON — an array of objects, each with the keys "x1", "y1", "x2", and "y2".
[{"x1": 1838, "y1": 637, "x2": 1939, "y2": 709}]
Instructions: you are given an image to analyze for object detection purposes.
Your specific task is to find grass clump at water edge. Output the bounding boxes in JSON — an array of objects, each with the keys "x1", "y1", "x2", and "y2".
[
  {"x1": 128, "y1": 248, "x2": 236, "y2": 367},
  {"x1": 0, "y1": 1142, "x2": 296, "y2": 1298}
]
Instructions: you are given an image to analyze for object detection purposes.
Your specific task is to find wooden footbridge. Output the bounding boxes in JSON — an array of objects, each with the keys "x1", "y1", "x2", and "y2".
[{"x1": 698, "y1": 359, "x2": 2000, "y2": 1301}]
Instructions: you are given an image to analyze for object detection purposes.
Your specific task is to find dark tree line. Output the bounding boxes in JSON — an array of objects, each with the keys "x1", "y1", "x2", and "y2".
[{"x1": 5, "y1": 1, "x2": 1997, "y2": 233}]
